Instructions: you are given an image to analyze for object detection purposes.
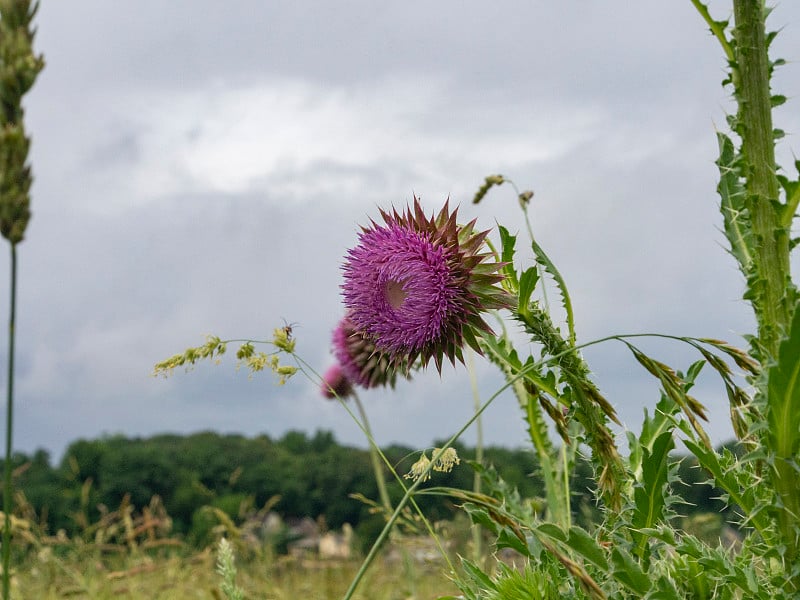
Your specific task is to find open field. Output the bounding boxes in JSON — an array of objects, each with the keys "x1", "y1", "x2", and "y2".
[{"x1": 12, "y1": 548, "x2": 458, "y2": 600}]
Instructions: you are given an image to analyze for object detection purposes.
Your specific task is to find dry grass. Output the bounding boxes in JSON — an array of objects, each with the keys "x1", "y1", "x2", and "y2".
[
  {"x1": 13, "y1": 548, "x2": 457, "y2": 599},
  {"x1": 3, "y1": 492, "x2": 459, "y2": 599}
]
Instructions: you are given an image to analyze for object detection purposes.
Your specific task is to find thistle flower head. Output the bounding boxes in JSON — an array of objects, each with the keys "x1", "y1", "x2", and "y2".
[
  {"x1": 332, "y1": 317, "x2": 410, "y2": 389},
  {"x1": 320, "y1": 363, "x2": 354, "y2": 399},
  {"x1": 342, "y1": 197, "x2": 512, "y2": 371}
]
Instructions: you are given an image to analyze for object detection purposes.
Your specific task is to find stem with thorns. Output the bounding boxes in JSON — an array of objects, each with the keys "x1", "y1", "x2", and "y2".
[{"x1": 733, "y1": 0, "x2": 793, "y2": 357}]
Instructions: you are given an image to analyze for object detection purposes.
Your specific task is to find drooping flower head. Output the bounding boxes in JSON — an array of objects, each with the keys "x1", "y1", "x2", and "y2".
[
  {"x1": 320, "y1": 363, "x2": 354, "y2": 399},
  {"x1": 342, "y1": 197, "x2": 513, "y2": 371},
  {"x1": 332, "y1": 316, "x2": 410, "y2": 389}
]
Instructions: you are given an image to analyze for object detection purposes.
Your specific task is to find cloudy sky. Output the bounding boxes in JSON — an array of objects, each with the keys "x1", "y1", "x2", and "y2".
[{"x1": 3, "y1": 1, "x2": 799, "y2": 461}]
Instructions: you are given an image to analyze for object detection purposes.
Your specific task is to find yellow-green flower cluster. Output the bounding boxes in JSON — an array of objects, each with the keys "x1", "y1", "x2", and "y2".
[{"x1": 403, "y1": 447, "x2": 461, "y2": 482}]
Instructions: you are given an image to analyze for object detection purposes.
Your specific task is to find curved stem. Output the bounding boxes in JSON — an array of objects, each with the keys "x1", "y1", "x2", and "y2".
[
  {"x1": 690, "y1": 0, "x2": 736, "y2": 63},
  {"x1": 291, "y1": 354, "x2": 455, "y2": 572},
  {"x1": 342, "y1": 363, "x2": 519, "y2": 600}
]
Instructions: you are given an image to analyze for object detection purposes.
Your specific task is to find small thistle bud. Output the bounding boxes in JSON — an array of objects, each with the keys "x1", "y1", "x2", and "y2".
[
  {"x1": 332, "y1": 317, "x2": 410, "y2": 389},
  {"x1": 342, "y1": 197, "x2": 513, "y2": 372},
  {"x1": 320, "y1": 364, "x2": 354, "y2": 399}
]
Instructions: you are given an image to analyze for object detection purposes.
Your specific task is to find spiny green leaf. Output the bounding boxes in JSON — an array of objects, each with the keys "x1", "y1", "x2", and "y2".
[
  {"x1": 460, "y1": 558, "x2": 496, "y2": 592},
  {"x1": 497, "y1": 527, "x2": 531, "y2": 557},
  {"x1": 766, "y1": 300, "x2": 800, "y2": 459},
  {"x1": 681, "y1": 439, "x2": 768, "y2": 535},
  {"x1": 497, "y1": 224, "x2": 519, "y2": 291},
  {"x1": 536, "y1": 522, "x2": 567, "y2": 543},
  {"x1": 610, "y1": 546, "x2": 651, "y2": 595},
  {"x1": 530, "y1": 236, "x2": 575, "y2": 346},
  {"x1": 462, "y1": 504, "x2": 498, "y2": 534},
  {"x1": 565, "y1": 526, "x2": 609, "y2": 571},
  {"x1": 716, "y1": 131, "x2": 752, "y2": 274},
  {"x1": 632, "y1": 431, "x2": 674, "y2": 560},
  {"x1": 518, "y1": 267, "x2": 539, "y2": 313}
]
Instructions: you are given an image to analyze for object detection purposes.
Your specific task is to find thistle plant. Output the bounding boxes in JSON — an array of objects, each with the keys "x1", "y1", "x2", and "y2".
[
  {"x1": 0, "y1": 1, "x2": 42, "y2": 598},
  {"x1": 340, "y1": 2, "x2": 800, "y2": 597}
]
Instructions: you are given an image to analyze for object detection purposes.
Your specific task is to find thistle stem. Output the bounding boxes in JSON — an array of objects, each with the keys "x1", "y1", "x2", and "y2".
[
  {"x1": 733, "y1": 0, "x2": 792, "y2": 357},
  {"x1": 352, "y1": 392, "x2": 392, "y2": 513}
]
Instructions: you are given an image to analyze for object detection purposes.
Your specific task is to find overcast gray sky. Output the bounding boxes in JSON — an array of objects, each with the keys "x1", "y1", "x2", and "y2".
[{"x1": 3, "y1": 1, "x2": 799, "y2": 461}]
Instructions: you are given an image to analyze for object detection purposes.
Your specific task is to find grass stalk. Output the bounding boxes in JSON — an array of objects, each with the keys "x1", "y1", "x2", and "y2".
[
  {"x1": 465, "y1": 349, "x2": 483, "y2": 561},
  {"x1": 3, "y1": 244, "x2": 16, "y2": 600}
]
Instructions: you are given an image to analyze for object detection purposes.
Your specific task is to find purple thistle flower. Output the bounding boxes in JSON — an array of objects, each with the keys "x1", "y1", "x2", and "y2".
[
  {"x1": 320, "y1": 364, "x2": 354, "y2": 399},
  {"x1": 332, "y1": 317, "x2": 410, "y2": 389},
  {"x1": 342, "y1": 197, "x2": 513, "y2": 371}
]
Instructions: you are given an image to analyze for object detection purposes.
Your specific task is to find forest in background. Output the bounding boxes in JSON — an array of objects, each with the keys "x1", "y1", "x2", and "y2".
[{"x1": 1, "y1": 430, "x2": 739, "y2": 552}]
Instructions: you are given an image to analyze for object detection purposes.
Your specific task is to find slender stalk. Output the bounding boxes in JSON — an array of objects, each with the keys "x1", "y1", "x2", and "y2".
[
  {"x1": 342, "y1": 367, "x2": 516, "y2": 600},
  {"x1": 3, "y1": 244, "x2": 16, "y2": 599},
  {"x1": 351, "y1": 392, "x2": 392, "y2": 513},
  {"x1": 465, "y1": 349, "x2": 483, "y2": 561},
  {"x1": 291, "y1": 354, "x2": 456, "y2": 573},
  {"x1": 343, "y1": 330, "x2": 684, "y2": 599}
]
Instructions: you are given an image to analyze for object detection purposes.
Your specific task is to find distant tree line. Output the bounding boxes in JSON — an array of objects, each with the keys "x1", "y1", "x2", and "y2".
[{"x1": 1, "y1": 430, "x2": 737, "y2": 548}]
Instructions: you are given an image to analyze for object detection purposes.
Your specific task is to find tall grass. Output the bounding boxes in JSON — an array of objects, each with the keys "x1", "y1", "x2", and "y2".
[{"x1": 0, "y1": 2, "x2": 43, "y2": 598}]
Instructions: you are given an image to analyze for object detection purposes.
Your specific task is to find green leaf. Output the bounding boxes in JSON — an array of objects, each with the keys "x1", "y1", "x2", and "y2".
[
  {"x1": 649, "y1": 576, "x2": 682, "y2": 600},
  {"x1": 530, "y1": 236, "x2": 575, "y2": 346},
  {"x1": 497, "y1": 528, "x2": 531, "y2": 557},
  {"x1": 765, "y1": 300, "x2": 800, "y2": 550},
  {"x1": 460, "y1": 559, "x2": 496, "y2": 592},
  {"x1": 462, "y1": 504, "x2": 498, "y2": 534},
  {"x1": 518, "y1": 267, "x2": 539, "y2": 313},
  {"x1": 498, "y1": 225, "x2": 519, "y2": 290},
  {"x1": 611, "y1": 547, "x2": 651, "y2": 595},
  {"x1": 682, "y1": 439, "x2": 767, "y2": 535},
  {"x1": 632, "y1": 431, "x2": 674, "y2": 560},
  {"x1": 536, "y1": 522, "x2": 567, "y2": 542},
  {"x1": 565, "y1": 526, "x2": 609, "y2": 571},
  {"x1": 766, "y1": 300, "x2": 800, "y2": 459},
  {"x1": 716, "y1": 132, "x2": 752, "y2": 274}
]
